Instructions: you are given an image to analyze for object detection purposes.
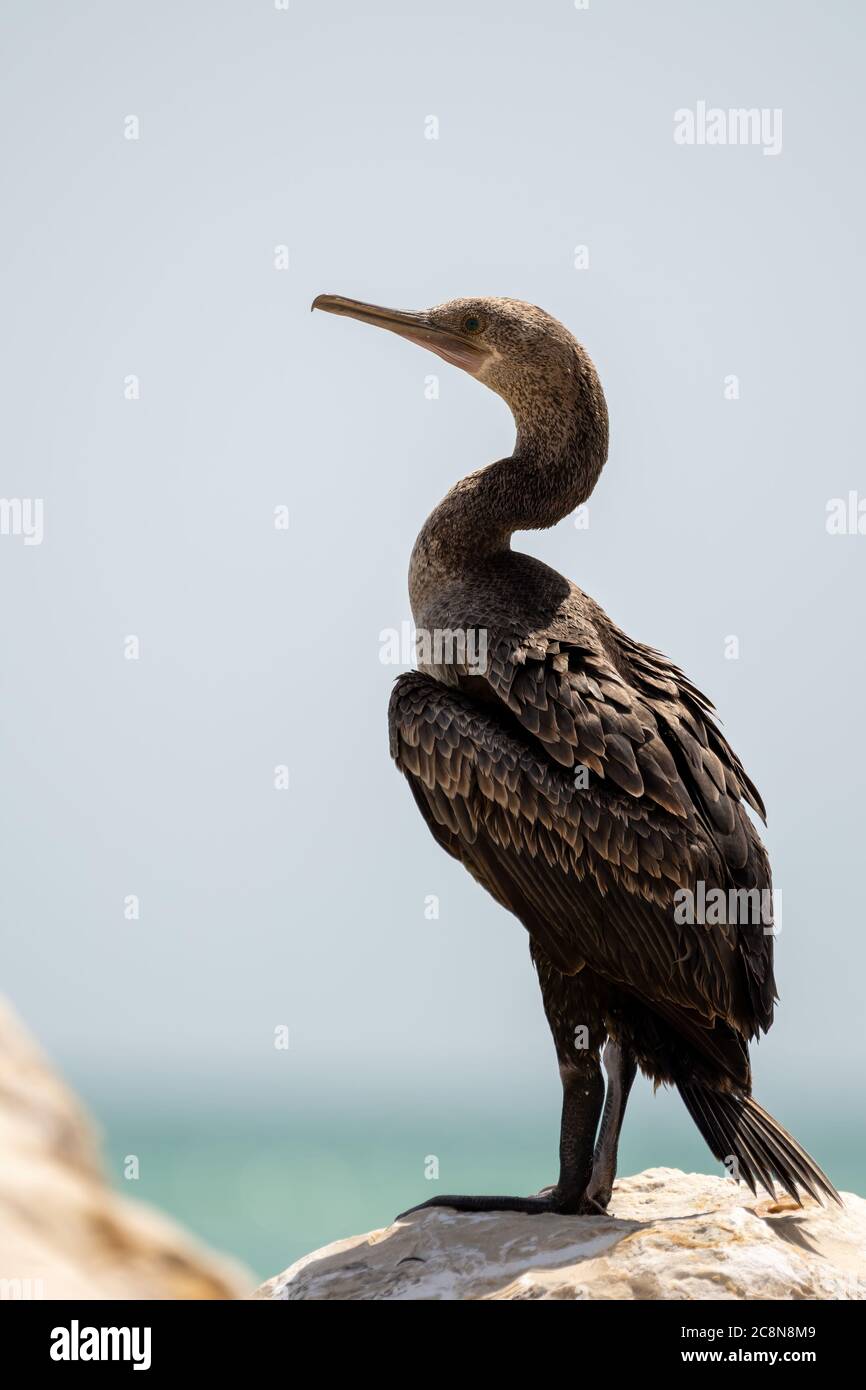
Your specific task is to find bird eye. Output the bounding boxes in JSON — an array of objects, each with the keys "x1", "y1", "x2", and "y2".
[{"x1": 463, "y1": 316, "x2": 481, "y2": 333}]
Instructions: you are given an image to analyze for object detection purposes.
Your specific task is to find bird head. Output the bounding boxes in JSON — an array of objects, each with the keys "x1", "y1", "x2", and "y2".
[{"x1": 311, "y1": 294, "x2": 597, "y2": 439}]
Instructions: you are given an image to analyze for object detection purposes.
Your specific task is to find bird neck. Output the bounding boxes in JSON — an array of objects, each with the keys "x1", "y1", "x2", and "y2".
[{"x1": 409, "y1": 365, "x2": 608, "y2": 612}]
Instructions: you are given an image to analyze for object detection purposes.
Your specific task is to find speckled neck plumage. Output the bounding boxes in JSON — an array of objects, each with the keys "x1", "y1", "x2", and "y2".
[{"x1": 409, "y1": 339, "x2": 609, "y2": 618}]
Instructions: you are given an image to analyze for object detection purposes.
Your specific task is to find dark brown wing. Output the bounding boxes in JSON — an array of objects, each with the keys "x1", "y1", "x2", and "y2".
[
  {"x1": 389, "y1": 667, "x2": 772, "y2": 1073},
  {"x1": 483, "y1": 629, "x2": 762, "y2": 866},
  {"x1": 476, "y1": 624, "x2": 775, "y2": 1027},
  {"x1": 603, "y1": 623, "x2": 776, "y2": 1026}
]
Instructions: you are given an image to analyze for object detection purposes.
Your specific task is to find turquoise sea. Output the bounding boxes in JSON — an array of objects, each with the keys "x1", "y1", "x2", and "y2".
[{"x1": 86, "y1": 1081, "x2": 864, "y2": 1285}]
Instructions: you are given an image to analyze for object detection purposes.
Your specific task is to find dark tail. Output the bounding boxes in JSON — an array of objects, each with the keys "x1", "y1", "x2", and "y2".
[{"x1": 678, "y1": 1083, "x2": 841, "y2": 1207}]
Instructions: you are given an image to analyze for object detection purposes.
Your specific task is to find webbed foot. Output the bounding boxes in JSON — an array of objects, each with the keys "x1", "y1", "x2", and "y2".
[{"x1": 396, "y1": 1186, "x2": 604, "y2": 1220}]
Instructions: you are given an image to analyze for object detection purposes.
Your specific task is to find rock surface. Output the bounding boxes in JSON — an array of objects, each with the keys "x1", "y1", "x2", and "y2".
[
  {"x1": 256, "y1": 1168, "x2": 866, "y2": 1301},
  {"x1": 0, "y1": 1000, "x2": 251, "y2": 1300}
]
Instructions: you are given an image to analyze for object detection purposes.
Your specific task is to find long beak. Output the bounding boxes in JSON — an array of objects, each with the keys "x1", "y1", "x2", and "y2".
[{"x1": 311, "y1": 294, "x2": 489, "y2": 374}]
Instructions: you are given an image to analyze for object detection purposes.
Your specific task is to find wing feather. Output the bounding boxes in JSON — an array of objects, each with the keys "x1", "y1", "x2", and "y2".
[{"x1": 389, "y1": 670, "x2": 770, "y2": 1062}]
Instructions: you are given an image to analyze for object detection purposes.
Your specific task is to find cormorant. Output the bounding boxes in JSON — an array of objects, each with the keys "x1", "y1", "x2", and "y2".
[{"x1": 312, "y1": 292, "x2": 839, "y2": 1216}]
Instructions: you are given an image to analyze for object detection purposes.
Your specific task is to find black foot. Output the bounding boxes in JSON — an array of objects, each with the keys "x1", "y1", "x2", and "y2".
[
  {"x1": 396, "y1": 1186, "x2": 605, "y2": 1220},
  {"x1": 585, "y1": 1176, "x2": 613, "y2": 1210},
  {"x1": 583, "y1": 1040, "x2": 637, "y2": 1212}
]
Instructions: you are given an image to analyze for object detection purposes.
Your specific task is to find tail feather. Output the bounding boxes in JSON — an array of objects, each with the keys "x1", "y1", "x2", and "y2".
[{"x1": 678, "y1": 1083, "x2": 841, "y2": 1207}]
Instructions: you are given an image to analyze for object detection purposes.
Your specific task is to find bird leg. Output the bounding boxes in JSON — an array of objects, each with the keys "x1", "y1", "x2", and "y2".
[
  {"x1": 395, "y1": 1055, "x2": 605, "y2": 1220},
  {"x1": 585, "y1": 1039, "x2": 637, "y2": 1210}
]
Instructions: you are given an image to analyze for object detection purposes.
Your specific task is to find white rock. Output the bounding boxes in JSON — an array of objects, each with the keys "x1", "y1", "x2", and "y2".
[{"x1": 255, "y1": 1168, "x2": 866, "y2": 1301}]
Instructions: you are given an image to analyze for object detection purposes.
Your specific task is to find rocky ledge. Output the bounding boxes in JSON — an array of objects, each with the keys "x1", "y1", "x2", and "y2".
[
  {"x1": 0, "y1": 1000, "x2": 251, "y2": 1300},
  {"x1": 256, "y1": 1168, "x2": 866, "y2": 1301}
]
